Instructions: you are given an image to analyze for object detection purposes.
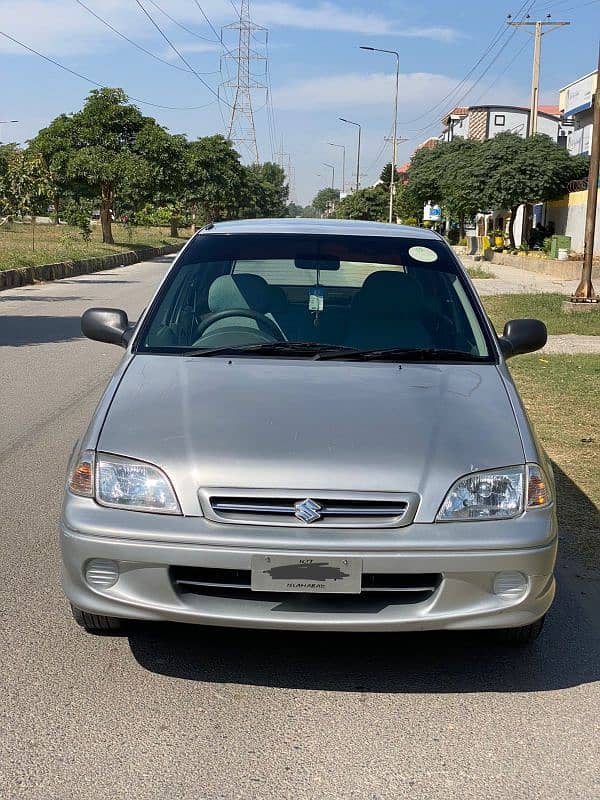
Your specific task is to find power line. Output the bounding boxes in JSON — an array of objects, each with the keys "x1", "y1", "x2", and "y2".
[
  {"x1": 398, "y1": 0, "x2": 534, "y2": 127},
  {"x1": 191, "y1": 0, "x2": 223, "y2": 43},
  {"x1": 72, "y1": 0, "x2": 217, "y2": 76},
  {"x1": 469, "y1": 36, "x2": 531, "y2": 106},
  {"x1": 0, "y1": 28, "x2": 217, "y2": 111},
  {"x1": 134, "y1": 0, "x2": 230, "y2": 109},
  {"x1": 145, "y1": 0, "x2": 219, "y2": 43}
]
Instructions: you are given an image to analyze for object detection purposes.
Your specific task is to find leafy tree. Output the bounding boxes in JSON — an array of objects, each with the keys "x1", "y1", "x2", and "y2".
[
  {"x1": 312, "y1": 187, "x2": 340, "y2": 214},
  {"x1": 335, "y1": 185, "x2": 388, "y2": 222},
  {"x1": 0, "y1": 150, "x2": 51, "y2": 218},
  {"x1": 28, "y1": 114, "x2": 88, "y2": 223},
  {"x1": 185, "y1": 135, "x2": 246, "y2": 227},
  {"x1": 483, "y1": 133, "x2": 588, "y2": 247},
  {"x1": 286, "y1": 201, "x2": 304, "y2": 217},
  {"x1": 437, "y1": 138, "x2": 487, "y2": 237},
  {"x1": 243, "y1": 161, "x2": 289, "y2": 218},
  {"x1": 29, "y1": 88, "x2": 186, "y2": 244},
  {"x1": 301, "y1": 205, "x2": 318, "y2": 218}
]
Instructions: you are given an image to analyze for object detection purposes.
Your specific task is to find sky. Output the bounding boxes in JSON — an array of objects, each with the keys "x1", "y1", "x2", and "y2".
[{"x1": 0, "y1": 0, "x2": 598, "y2": 205}]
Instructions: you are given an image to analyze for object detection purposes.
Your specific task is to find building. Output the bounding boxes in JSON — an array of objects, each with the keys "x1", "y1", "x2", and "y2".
[
  {"x1": 440, "y1": 104, "x2": 570, "y2": 144},
  {"x1": 560, "y1": 69, "x2": 598, "y2": 156}
]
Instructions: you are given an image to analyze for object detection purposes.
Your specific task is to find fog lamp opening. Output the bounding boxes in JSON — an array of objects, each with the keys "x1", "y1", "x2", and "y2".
[
  {"x1": 85, "y1": 559, "x2": 120, "y2": 589},
  {"x1": 493, "y1": 571, "x2": 528, "y2": 599}
]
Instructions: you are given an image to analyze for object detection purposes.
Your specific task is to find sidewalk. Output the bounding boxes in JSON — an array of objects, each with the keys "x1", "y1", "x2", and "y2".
[
  {"x1": 542, "y1": 335, "x2": 600, "y2": 354},
  {"x1": 463, "y1": 258, "x2": 580, "y2": 296}
]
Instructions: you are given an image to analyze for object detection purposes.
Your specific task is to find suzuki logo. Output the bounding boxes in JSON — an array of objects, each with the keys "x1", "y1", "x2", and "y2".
[{"x1": 294, "y1": 498, "x2": 323, "y2": 524}]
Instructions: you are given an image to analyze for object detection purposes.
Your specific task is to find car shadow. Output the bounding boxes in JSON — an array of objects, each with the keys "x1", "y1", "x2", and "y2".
[
  {"x1": 0, "y1": 315, "x2": 83, "y2": 346},
  {"x1": 128, "y1": 462, "x2": 600, "y2": 693}
]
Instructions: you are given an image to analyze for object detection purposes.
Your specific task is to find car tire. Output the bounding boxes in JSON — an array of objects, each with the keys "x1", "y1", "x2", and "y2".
[
  {"x1": 494, "y1": 615, "x2": 545, "y2": 645},
  {"x1": 70, "y1": 604, "x2": 123, "y2": 634}
]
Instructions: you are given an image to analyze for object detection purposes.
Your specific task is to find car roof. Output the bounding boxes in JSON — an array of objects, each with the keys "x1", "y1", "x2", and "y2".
[{"x1": 201, "y1": 217, "x2": 442, "y2": 240}]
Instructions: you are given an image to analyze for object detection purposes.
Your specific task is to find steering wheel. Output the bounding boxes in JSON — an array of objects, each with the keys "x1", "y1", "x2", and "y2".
[{"x1": 195, "y1": 308, "x2": 286, "y2": 342}]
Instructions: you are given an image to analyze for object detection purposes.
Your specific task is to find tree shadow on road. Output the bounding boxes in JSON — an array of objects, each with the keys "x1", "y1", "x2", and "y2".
[
  {"x1": 0, "y1": 315, "x2": 82, "y2": 346},
  {"x1": 129, "y1": 463, "x2": 600, "y2": 693}
]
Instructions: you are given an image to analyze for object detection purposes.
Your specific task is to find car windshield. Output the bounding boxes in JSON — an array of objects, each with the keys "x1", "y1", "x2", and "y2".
[{"x1": 137, "y1": 233, "x2": 492, "y2": 360}]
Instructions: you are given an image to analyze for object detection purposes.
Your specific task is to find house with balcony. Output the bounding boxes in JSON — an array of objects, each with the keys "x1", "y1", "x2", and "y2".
[{"x1": 440, "y1": 104, "x2": 570, "y2": 144}]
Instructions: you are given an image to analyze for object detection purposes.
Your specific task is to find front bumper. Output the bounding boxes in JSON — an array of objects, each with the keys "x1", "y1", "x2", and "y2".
[{"x1": 60, "y1": 500, "x2": 557, "y2": 632}]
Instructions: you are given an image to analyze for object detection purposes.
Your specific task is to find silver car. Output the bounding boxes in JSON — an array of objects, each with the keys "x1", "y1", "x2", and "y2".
[{"x1": 61, "y1": 218, "x2": 556, "y2": 643}]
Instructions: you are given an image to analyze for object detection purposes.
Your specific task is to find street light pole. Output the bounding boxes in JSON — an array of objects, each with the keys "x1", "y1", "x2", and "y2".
[
  {"x1": 339, "y1": 117, "x2": 362, "y2": 192},
  {"x1": 360, "y1": 46, "x2": 400, "y2": 223},
  {"x1": 323, "y1": 162, "x2": 335, "y2": 190},
  {"x1": 328, "y1": 143, "x2": 346, "y2": 193}
]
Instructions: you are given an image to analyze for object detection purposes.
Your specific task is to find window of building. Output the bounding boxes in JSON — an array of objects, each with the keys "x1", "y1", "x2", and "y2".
[{"x1": 494, "y1": 114, "x2": 506, "y2": 126}]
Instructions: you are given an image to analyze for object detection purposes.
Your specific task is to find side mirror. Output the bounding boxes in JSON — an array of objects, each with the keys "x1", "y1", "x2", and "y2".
[
  {"x1": 498, "y1": 318, "x2": 547, "y2": 358},
  {"x1": 81, "y1": 308, "x2": 129, "y2": 348}
]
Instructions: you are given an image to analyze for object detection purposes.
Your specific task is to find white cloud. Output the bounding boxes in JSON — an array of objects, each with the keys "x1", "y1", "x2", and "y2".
[
  {"x1": 0, "y1": 0, "x2": 461, "y2": 57},
  {"x1": 272, "y1": 71, "x2": 469, "y2": 112},
  {"x1": 254, "y1": 2, "x2": 460, "y2": 40}
]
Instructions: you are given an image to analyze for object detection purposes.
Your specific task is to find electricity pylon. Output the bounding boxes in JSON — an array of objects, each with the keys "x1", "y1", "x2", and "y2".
[{"x1": 221, "y1": 0, "x2": 266, "y2": 163}]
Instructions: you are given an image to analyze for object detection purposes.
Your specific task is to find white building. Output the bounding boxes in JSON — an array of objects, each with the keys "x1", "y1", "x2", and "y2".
[
  {"x1": 560, "y1": 69, "x2": 598, "y2": 156},
  {"x1": 440, "y1": 104, "x2": 570, "y2": 144}
]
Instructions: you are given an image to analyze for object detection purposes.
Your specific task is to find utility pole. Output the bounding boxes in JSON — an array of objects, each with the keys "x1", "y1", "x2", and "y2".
[
  {"x1": 221, "y1": 0, "x2": 265, "y2": 163},
  {"x1": 339, "y1": 117, "x2": 362, "y2": 192},
  {"x1": 508, "y1": 16, "x2": 570, "y2": 136},
  {"x1": 328, "y1": 143, "x2": 346, "y2": 193},
  {"x1": 574, "y1": 46, "x2": 600, "y2": 302}
]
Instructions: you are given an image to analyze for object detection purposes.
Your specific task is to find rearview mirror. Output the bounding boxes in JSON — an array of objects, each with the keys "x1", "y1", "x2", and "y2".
[
  {"x1": 294, "y1": 257, "x2": 340, "y2": 271},
  {"x1": 81, "y1": 307, "x2": 129, "y2": 348},
  {"x1": 498, "y1": 318, "x2": 547, "y2": 358}
]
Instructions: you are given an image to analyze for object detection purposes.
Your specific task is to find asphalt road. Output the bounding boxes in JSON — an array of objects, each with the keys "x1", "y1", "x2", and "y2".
[{"x1": 1, "y1": 256, "x2": 599, "y2": 800}]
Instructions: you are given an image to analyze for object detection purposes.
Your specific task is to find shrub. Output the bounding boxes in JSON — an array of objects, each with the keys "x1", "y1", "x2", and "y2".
[{"x1": 62, "y1": 200, "x2": 93, "y2": 241}]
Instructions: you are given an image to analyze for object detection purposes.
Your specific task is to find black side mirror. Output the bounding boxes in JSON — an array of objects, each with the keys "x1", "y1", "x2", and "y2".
[
  {"x1": 81, "y1": 308, "x2": 129, "y2": 348},
  {"x1": 498, "y1": 318, "x2": 547, "y2": 358}
]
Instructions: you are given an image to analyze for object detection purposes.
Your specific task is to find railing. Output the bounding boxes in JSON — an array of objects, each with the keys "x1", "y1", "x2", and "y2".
[{"x1": 568, "y1": 177, "x2": 589, "y2": 192}]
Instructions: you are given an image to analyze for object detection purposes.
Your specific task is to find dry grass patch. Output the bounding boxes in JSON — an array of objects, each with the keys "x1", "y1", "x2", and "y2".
[
  {"x1": 0, "y1": 222, "x2": 190, "y2": 271},
  {"x1": 509, "y1": 355, "x2": 599, "y2": 567}
]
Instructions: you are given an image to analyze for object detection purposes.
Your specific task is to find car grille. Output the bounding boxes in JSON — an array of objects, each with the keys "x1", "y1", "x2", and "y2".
[
  {"x1": 170, "y1": 566, "x2": 441, "y2": 605},
  {"x1": 199, "y1": 490, "x2": 420, "y2": 528}
]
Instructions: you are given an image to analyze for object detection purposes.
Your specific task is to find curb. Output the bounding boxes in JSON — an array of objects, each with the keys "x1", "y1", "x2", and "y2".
[
  {"x1": 453, "y1": 246, "x2": 599, "y2": 280},
  {"x1": 0, "y1": 244, "x2": 181, "y2": 291}
]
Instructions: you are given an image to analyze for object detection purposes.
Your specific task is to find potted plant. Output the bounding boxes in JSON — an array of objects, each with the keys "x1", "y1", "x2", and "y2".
[{"x1": 491, "y1": 228, "x2": 504, "y2": 247}]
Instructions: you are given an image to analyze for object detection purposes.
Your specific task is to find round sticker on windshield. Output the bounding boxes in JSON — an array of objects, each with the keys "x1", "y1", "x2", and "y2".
[{"x1": 409, "y1": 245, "x2": 438, "y2": 263}]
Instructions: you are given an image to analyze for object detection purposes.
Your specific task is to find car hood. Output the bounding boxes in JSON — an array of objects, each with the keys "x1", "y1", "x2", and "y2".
[{"x1": 98, "y1": 355, "x2": 524, "y2": 521}]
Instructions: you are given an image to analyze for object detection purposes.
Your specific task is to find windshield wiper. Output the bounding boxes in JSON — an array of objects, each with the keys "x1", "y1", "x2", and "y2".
[
  {"x1": 185, "y1": 341, "x2": 354, "y2": 358},
  {"x1": 315, "y1": 347, "x2": 487, "y2": 362}
]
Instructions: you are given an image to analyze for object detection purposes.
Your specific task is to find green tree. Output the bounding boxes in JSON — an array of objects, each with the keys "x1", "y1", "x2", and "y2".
[
  {"x1": 29, "y1": 88, "x2": 186, "y2": 244},
  {"x1": 243, "y1": 161, "x2": 289, "y2": 218},
  {"x1": 0, "y1": 150, "x2": 52, "y2": 218},
  {"x1": 483, "y1": 133, "x2": 588, "y2": 247},
  {"x1": 286, "y1": 201, "x2": 304, "y2": 217},
  {"x1": 185, "y1": 135, "x2": 246, "y2": 228},
  {"x1": 312, "y1": 187, "x2": 340, "y2": 215},
  {"x1": 335, "y1": 185, "x2": 388, "y2": 221}
]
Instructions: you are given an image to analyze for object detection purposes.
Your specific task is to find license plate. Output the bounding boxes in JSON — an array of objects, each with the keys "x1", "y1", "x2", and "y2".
[{"x1": 251, "y1": 555, "x2": 362, "y2": 594}]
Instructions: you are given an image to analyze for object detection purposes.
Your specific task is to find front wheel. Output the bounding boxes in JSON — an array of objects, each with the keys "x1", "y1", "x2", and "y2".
[
  {"x1": 493, "y1": 615, "x2": 545, "y2": 645},
  {"x1": 70, "y1": 604, "x2": 123, "y2": 634}
]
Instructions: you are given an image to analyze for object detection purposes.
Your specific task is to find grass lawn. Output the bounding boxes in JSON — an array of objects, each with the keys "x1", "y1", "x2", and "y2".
[
  {"x1": 466, "y1": 266, "x2": 493, "y2": 279},
  {"x1": 0, "y1": 221, "x2": 190, "y2": 271},
  {"x1": 483, "y1": 293, "x2": 600, "y2": 336},
  {"x1": 509, "y1": 354, "x2": 599, "y2": 566}
]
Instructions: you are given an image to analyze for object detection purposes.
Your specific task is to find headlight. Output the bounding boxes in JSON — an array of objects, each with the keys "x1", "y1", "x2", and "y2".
[
  {"x1": 96, "y1": 453, "x2": 181, "y2": 514},
  {"x1": 437, "y1": 464, "x2": 552, "y2": 522},
  {"x1": 437, "y1": 466, "x2": 524, "y2": 521}
]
